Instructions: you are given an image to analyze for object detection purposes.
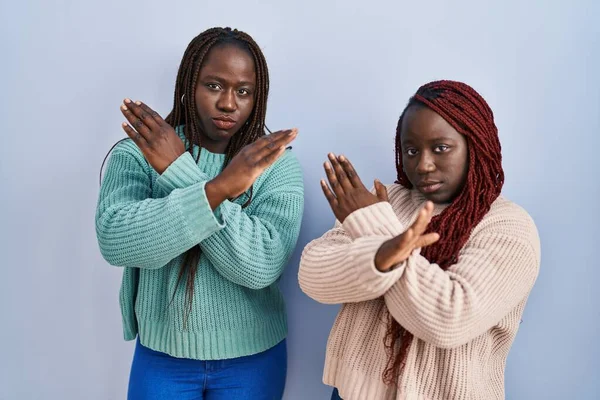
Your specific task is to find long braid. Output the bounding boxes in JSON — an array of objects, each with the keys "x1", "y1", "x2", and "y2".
[{"x1": 384, "y1": 80, "x2": 504, "y2": 385}]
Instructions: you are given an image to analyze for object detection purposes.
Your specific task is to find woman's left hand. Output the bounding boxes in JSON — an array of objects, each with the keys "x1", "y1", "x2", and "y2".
[{"x1": 321, "y1": 153, "x2": 389, "y2": 223}]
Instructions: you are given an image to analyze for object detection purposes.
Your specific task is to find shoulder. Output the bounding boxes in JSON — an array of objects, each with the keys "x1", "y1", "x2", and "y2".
[
  {"x1": 271, "y1": 149, "x2": 302, "y2": 174},
  {"x1": 109, "y1": 139, "x2": 147, "y2": 164},
  {"x1": 259, "y1": 149, "x2": 304, "y2": 190},
  {"x1": 111, "y1": 138, "x2": 141, "y2": 154},
  {"x1": 474, "y1": 196, "x2": 540, "y2": 260},
  {"x1": 479, "y1": 196, "x2": 538, "y2": 235},
  {"x1": 102, "y1": 139, "x2": 151, "y2": 177}
]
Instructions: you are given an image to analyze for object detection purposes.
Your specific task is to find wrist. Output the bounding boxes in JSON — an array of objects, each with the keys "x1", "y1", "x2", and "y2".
[
  {"x1": 374, "y1": 247, "x2": 390, "y2": 273},
  {"x1": 205, "y1": 178, "x2": 229, "y2": 210}
]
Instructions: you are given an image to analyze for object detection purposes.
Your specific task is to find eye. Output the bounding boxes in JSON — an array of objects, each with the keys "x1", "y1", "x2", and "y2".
[
  {"x1": 434, "y1": 144, "x2": 450, "y2": 153},
  {"x1": 206, "y1": 83, "x2": 221, "y2": 91},
  {"x1": 238, "y1": 88, "x2": 251, "y2": 96},
  {"x1": 405, "y1": 148, "x2": 418, "y2": 156}
]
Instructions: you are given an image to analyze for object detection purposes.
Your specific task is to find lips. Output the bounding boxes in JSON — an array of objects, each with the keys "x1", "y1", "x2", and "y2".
[
  {"x1": 212, "y1": 117, "x2": 236, "y2": 130},
  {"x1": 417, "y1": 181, "x2": 443, "y2": 194}
]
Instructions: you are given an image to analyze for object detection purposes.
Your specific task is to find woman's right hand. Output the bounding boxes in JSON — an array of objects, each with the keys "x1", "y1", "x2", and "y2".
[
  {"x1": 120, "y1": 99, "x2": 185, "y2": 174},
  {"x1": 205, "y1": 129, "x2": 298, "y2": 209},
  {"x1": 374, "y1": 201, "x2": 440, "y2": 272}
]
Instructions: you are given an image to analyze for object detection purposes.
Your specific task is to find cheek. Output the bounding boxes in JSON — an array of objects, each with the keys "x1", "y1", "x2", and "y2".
[
  {"x1": 448, "y1": 151, "x2": 469, "y2": 185},
  {"x1": 402, "y1": 159, "x2": 418, "y2": 182},
  {"x1": 401, "y1": 157, "x2": 409, "y2": 173},
  {"x1": 239, "y1": 98, "x2": 256, "y2": 118},
  {"x1": 194, "y1": 95, "x2": 213, "y2": 117}
]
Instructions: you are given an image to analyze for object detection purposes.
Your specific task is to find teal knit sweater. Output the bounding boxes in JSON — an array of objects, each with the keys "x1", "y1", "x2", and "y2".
[{"x1": 95, "y1": 136, "x2": 304, "y2": 360}]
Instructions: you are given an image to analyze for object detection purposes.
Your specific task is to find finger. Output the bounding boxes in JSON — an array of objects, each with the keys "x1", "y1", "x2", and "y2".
[
  {"x1": 337, "y1": 155, "x2": 365, "y2": 189},
  {"x1": 122, "y1": 122, "x2": 148, "y2": 148},
  {"x1": 328, "y1": 153, "x2": 353, "y2": 191},
  {"x1": 410, "y1": 201, "x2": 435, "y2": 236},
  {"x1": 271, "y1": 128, "x2": 297, "y2": 146},
  {"x1": 413, "y1": 232, "x2": 440, "y2": 249},
  {"x1": 324, "y1": 160, "x2": 345, "y2": 198},
  {"x1": 121, "y1": 99, "x2": 151, "y2": 140},
  {"x1": 266, "y1": 128, "x2": 297, "y2": 151},
  {"x1": 248, "y1": 129, "x2": 297, "y2": 157},
  {"x1": 396, "y1": 228, "x2": 414, "y2": 249},
  {"x1": 378, "y1": 241, "x2": 412, "y2": 271},
  {"x1": 374, "y1": 179, "x2": 389, "y2": 202},
  {"x1": 134, "y1": 101, "x2": 163, "y2": 129},
  {"x1": 320, "y1": 179, "x2": 338, "y2": 208},
  {"x1": 256, "y1": 144, "x2": 287, "y2": 168},
  {"x1": 260, "y1": 129, "x2": 295, "y2": 149}
]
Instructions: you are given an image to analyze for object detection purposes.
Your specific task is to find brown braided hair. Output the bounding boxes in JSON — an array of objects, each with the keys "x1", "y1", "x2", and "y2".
[{"x1": 383, "y1": 80, "x2": 504, "y2": 385}]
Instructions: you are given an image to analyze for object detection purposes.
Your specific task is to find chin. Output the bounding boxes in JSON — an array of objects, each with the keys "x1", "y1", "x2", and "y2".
[
  {"x1": 423, "y1": 192, "x2": 452, "y2": 205},
  {"x1": 206, "y1": 129, "x2": 237, "y2": 141}
]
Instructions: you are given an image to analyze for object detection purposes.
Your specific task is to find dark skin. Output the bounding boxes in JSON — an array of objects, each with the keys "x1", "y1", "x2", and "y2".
[
  {"x1": 194, "y1": 44, "x2": 257, "y2": 154},
  {"x1": 120, "y1": 43, "x2": 297, "y2": 211},
  {"x1": 321, "y1": 106, "x2": 469, "y2": 272},
  {"x1": 400, "y1": 105, "x2": 468, "y2": 204}
]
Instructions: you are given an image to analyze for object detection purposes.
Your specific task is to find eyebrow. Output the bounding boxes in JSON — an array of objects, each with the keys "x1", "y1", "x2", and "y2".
[
  {"x1": 201, "y1": 74, "x2": 255, "y2": 86},
  {"x1": 402, "y1": 135, "x2": 457, "y2": 145},
  {"x1": 429, "y1": 136, "x2": 457, "y2": 142}
]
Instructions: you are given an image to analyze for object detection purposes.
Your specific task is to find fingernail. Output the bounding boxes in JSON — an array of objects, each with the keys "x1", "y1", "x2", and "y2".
[
  {"x1": 328, "y1": 153, "x2": 335, "y2": 159},
  {"x1": 121, "y1": 105, "x2": 128, "y2": 111},
  {"x1": 124, "y1": 98, "x2": 131, "y2": 104},
  {"x1": 122, "y1": 122, "x2": 128, "y2": 127},
  {"x1": 135, "y1": 101, "x2": 141, "y2": 106},
  {"x1": 339, "y1": 155, "x2": 346, "y2": 161}
]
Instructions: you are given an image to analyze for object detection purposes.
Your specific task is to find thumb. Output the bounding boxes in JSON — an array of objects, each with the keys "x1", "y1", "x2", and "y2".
[
  {"x1": 374, "y1": 179, "x2": 389, "y2": 202},
  {"x1": 413, "y1": 232, "x2": 440, "y2": 249}
]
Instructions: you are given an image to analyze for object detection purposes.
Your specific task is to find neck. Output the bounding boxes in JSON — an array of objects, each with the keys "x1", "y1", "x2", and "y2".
[{"x1": 195, "y1": 136, "x2": 230, "y2": 154}]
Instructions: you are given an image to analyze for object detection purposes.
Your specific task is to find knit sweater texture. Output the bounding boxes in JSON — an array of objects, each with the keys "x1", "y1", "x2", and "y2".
[
  {"x1": 96, "y1": 134, "x2": 304, "y2": 360},
  {"x1": 299, "y1": 184, "x2": 540, "y2": 400}
]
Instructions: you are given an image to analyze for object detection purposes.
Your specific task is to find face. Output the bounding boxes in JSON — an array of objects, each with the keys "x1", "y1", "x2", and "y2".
[
  {"x1": 400, "y1": 105, "x2": 469, "y2": 204},
  {"x1": 194, "y1": 43, "x2": 256, "y2": 153}
]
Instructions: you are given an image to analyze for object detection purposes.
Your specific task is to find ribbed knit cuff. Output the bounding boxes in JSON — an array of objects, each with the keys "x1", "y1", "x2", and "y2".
[
  {"x1": 171, "y1": 181, "x2": 225, "y2": 241},
  {"x1": 343, "y1": 202, "x2": 404, "y2": 240},
  {"x1": 350, "y1": 236, "x2": 406, "y2": 290},
  {"x1": 156, "y1": 152, "x2": 209, "y2": 193}
]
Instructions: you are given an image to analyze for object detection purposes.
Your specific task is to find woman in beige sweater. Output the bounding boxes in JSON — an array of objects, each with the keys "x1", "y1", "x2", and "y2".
[{"x1": 299, "y1": 80, "x2": 540, "y2": 400}]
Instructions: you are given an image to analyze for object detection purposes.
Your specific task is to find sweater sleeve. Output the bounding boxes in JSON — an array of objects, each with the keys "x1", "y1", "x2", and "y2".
[
  {"x1": 383, "y1": 204, "x2": 541, "y2": 349},
  {"x1": 95, "y1": 141, "x2": 224, "y2": 269},
  {"x1": 198, "y1": 150, "x2": 304, "y2": 290},
  {"x1": 298, "y1": 202, "x2": 406, "y2": 304}
]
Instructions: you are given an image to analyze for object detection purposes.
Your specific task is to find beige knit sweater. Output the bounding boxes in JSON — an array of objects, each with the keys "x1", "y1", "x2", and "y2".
[{"x1": 298, "y1": 184, "x2": 540, "y2": 400}]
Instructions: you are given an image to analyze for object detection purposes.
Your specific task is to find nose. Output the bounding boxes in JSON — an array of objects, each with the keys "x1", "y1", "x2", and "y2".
[
  {"x1": 217, "y1": 89, "x2": 237, "y2": 112},
  {"x1": 416, "y1": 151, "x2": 436, "y2": 174}
]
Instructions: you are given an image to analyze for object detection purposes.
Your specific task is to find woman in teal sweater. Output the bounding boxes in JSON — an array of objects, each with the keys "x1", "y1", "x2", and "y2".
[{"x1": 95, "y1": 27, "x2": 304, "y2": 399}]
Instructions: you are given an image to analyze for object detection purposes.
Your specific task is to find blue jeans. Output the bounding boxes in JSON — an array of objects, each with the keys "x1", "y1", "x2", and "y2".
[
  {"x1": 331, "y1": 388, "x2": 343, "y2": 400},
  {"x1": 128, "y1": 338, "x2": 287, "y2": 400}
]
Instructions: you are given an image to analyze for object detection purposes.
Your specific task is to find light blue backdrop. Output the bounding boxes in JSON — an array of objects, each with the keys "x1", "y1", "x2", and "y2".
[{"x1": 1, "y1": 0, "x2": 598, "y2": 399}]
